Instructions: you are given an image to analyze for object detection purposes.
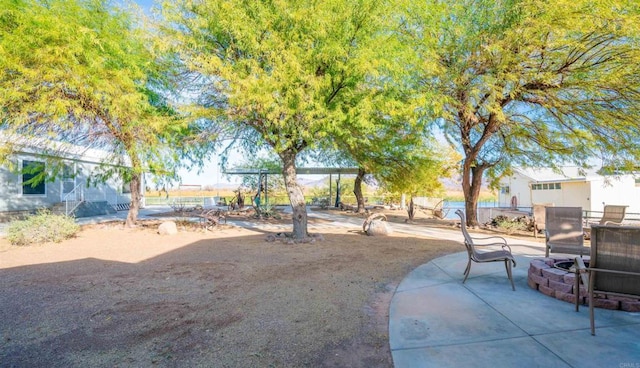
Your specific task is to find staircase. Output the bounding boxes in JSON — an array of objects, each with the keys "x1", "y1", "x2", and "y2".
[
  {"x1": 112, "y1": 202, "x2": 130, "y2": 211},
  {"x1": 74, "y1": 201, "x2": 117, "y2": 217},
  {"x1": 50, "y1": 202, "x2": 71, "y2": 216},
  {"x1": 63, "y1": 180, "x2": 85, "y2": 216}
]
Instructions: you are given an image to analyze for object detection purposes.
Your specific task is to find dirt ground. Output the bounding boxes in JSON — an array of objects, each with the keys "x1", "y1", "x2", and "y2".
[{"x1": 0, "y1": 208, "x2": 485, "y2": 367}]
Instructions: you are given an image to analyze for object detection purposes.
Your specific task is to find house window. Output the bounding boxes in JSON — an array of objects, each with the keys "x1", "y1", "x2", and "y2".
[
  {"x1": 22, "y1": 160, "x2": 46, "y2": 195},
  {"x1": 122, "y1": 181, "x2": 131, "y2": 194},
  {"x1": 62, "y1": 163, "x2": 76, "y2": 195},
  {"x1": 501, "y1": 185, "x2": 510, "y2": 194},
  {"x1": 636, "y1": 178, "x2": 640, "y2": 187},
  {"x1": 62, "y1": 163, "x2": 74, "y2": 179},
  {"x1": 532, "y1": 182, "x2": 561, "y2": 190}
]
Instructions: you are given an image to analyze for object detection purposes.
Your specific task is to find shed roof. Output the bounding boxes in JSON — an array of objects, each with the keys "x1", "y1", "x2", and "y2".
[{"x1": 515, "y1": 166, "x2": 602, "y2": 183}]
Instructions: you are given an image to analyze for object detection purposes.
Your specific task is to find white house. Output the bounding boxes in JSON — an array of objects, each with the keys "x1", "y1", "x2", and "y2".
[
  {"x1": 498, "y1": 166, "x2": 640, "y2": 218},
  {"x1": 0, "y1": 133, "x2": 139, "y2": 220}
]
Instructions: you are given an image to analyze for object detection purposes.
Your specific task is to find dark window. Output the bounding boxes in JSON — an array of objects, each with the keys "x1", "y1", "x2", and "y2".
[
  {"x1": 22, "y1": 160, "x2": 45, "y2": 195},
  {"x1": 62, "y1": 163, "x2": 74, "y2": 179},
  {"x1": 122, "y1": 181, "x2": 131, "y2": 194}
]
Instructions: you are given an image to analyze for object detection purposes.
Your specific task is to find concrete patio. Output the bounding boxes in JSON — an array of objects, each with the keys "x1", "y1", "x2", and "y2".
[{"x1": 389, "y1": 250, "x2": 640, "y2": 367}]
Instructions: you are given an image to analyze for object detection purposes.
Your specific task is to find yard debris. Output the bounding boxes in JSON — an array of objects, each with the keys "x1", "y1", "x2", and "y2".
[{"x1": 264, "y1": 232, "x2": 325, "y2": 244}]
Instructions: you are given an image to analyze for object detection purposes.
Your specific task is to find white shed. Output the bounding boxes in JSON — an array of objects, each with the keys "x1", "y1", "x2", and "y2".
[{"x1": 498, "y1": 167, "x2": 640, "y2": 218}]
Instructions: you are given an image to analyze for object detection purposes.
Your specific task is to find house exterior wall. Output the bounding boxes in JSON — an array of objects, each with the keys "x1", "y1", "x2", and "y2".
[
  {"x1": 498, "y1": 173, "x2": 532, "y2": 208},
  {"x1": 0, "y1": 156, "x2": 59, "y2": 212},
  {"x1": 528, "y1": 181, "x2": 593, "y2": 210},
  {"x1": 588, "y1": 176, "x2": 640, "y2": 217},
  {"x1": 556, "y1": 181, "x2": 591, "y2": 210},
  {"x1": 0, "y1": 152, "x2": 132, "y2": 215}
]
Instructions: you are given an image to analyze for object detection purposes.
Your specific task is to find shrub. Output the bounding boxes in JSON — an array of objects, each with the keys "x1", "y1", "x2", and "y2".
[
  {"x1": 496, "y1": 218, "x2": 527, "y2": 234},
  {"x1": 7, "y1": 209, "x2": 80, "y2": 246}
]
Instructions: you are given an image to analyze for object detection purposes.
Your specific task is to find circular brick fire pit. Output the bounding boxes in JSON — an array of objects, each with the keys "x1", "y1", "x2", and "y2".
[{"x1": 528, "y1": 258, "x2": 640, "y2": 312}]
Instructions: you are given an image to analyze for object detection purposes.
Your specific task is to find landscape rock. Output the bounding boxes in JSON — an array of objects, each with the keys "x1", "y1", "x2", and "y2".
[
  {"x1": 158, "y1": 221, "x2": 178, "y2": 235},
  {"x1": 367, "y1": 220, "x2": 392, "y2": 236}
]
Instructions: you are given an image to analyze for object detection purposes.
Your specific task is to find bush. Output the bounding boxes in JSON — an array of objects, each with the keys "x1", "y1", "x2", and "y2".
[
  {"x1": 7, "y1": 209, "x2": 80, "y2": 246},
  {"x1": 495, "y1": 218, "x2": 528, "y2": 234}
]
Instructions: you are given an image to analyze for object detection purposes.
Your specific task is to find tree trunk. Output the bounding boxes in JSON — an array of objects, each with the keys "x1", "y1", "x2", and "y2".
[
  {"x1": 125, "y1": 172, "x2": 140, "y2": 228},
  {"x1": 353, "y1": 167, "x2": 366, "y2": 213},
  {"x1": 461, "y1": 159, "x2": 485, "y2": 227},
  {"x1": 281, "y1": 150, "x2": 308, "y2": 239}
]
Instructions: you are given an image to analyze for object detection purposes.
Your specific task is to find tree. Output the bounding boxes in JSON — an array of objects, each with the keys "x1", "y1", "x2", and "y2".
[
  {"x1": 376, "y1": 142, "x2": 457, "y2": 221},
  {"x1": 312, "y1": 88, "x2": 433, "y2": 213},
  {"x1": 401, "y1": 0, "x2": 640, "y2": 225},
  {"x1": 163, "y1": 0, "x2": 405, "y2": 238},
  {"x1": 339, "y1": 120, "x2": 442, "y2": 214},
  {"x1": 0, "y1": 0, "x2": 181, "y2": 227}
]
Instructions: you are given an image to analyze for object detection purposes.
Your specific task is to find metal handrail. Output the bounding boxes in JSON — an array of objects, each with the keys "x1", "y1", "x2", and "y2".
[{"x1": 63, "y1": 180, "x2": 85, "y2": 216}]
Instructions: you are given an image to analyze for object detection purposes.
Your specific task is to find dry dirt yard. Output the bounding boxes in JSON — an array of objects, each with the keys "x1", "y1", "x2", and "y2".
[{"x1": 0, "y1": 209, "x2": 466, "y2": 367}]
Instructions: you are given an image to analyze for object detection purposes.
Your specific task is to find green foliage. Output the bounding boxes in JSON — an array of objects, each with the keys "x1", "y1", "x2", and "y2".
[
  {"x1": 7, "y1": 209, "x2": 80, "y2": 246},
  {"x1": 162, "y1": 0, "x2": 410, "y2": 236},
  {"x1": 399, "y1": 0, "x2": 640, "y2": 223},
  {"x1": 235, "y1": 155, "x2": 286, "y2": 193},
  {"x1": 163, "y1": 0, "x2": 405, "y2": 155},
  {"x1": 0, "y1": 0, "x2": 186, "y2": 225},
  {"x1": 255, "y1": 202, "x2": 280, "y2": 219},
  {"x1": 377, "y1": 142, "x2": 458, "y2": 198},
  {"x1": 494, "y1": 217, "x2": 528, "y2": 235},
  {"x1": 0, "y1": 1, "x2": 181, "y2": 160}
]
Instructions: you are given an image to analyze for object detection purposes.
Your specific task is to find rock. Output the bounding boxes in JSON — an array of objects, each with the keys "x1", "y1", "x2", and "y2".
[
  {"x1": 367, "y1": 220, "x2": 392, "y2": 236},
  {"x1": 362, "y1": 213, "x2": 387, "y2": 232},
  {"x1": 158, "y1": 221, "x2": 178, "y2": 235}
]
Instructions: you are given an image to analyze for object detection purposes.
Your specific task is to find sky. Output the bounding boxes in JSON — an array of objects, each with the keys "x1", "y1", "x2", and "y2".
[
  {"x1": 174, "y1": 148, "x2": 246, "y2": 189},
  {"x1": 132, "y1": 0, "x2": 154, "y2": 11}
]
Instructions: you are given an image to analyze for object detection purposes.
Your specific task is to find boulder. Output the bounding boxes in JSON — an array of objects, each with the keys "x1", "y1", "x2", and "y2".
[
  {"x1": 158, "y1": 221, "x2": 178, "y2": 235},
  {"x1": 367, "y1": 220, "x2": 392, "y2": 236}
]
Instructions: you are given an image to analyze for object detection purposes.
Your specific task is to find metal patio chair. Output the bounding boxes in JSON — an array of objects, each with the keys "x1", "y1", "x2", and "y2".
[
  {"x1": 456, "y1": 209, "x2": 517, "y2": 290},
  {"x1": 532, "y1": 203, "x2": 554, "y2": 238},
  {"x1": 574, "y1": 225, "x2": 640, "y2": 335},
  {"x1": 545, "y1": 207, "x2": 588, "y2": 257},
  {"x1": 584, "y1": 205, "x2": 627, "y2": 239}
]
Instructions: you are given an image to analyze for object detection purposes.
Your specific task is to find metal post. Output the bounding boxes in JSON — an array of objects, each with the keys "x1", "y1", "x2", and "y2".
[
  {"x1": 335, "y1": 173, "x2": 341, "y2": 207},
  {"x1": 329, "y1": 173, "x2": 332, "y2": 207},
  {"x1": 264, "y1": 173, "x2": 268, "y2": 205}
]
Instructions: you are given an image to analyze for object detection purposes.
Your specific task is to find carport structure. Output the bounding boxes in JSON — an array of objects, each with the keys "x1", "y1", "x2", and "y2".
[{"x1": 223, "y1": 167, "x2": 360, "y2": 207}]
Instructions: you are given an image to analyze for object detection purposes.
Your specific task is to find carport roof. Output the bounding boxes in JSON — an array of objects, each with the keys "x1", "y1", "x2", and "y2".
[{"x1": 223, "y1": 167, "x2": 360, "y2": 175}]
